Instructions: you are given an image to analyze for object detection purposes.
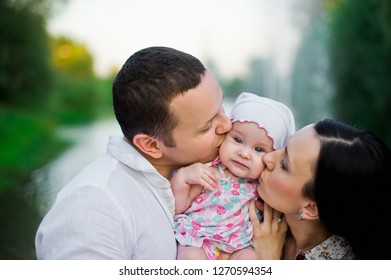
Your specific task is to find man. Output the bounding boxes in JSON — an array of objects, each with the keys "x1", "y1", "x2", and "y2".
[{"x1": 35, "y1": 46, "x2": 232, "y2": 259}]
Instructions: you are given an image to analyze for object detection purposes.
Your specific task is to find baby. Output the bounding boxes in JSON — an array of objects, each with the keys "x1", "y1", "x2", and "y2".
[{"x1": 171, "y1": 92, "x2": 295, "y2": 259}]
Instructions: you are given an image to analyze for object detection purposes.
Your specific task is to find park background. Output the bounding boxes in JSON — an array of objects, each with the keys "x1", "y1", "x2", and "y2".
[{"x1": 1, "y1": 0, "x2": 390, "y2": 259}]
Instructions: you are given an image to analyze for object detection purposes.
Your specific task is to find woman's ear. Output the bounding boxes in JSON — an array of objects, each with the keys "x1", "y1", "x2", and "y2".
[
  {"x1": 132, "y1": 133, "x2": 163, "y2": 159},
  {"x1": 302, "y1": 201, "x2": 319, "y2": 220}
]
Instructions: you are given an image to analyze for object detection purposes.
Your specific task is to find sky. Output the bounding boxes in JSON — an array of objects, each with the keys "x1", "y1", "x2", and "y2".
[{"x1": 48, "y1": 0, "x2": 300, "y2": 79}]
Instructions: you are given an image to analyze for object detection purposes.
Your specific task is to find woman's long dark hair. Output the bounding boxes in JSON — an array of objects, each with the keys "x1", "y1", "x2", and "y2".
[{"x1": 311, "y1": 119, "x2": 391, "y2": 259}]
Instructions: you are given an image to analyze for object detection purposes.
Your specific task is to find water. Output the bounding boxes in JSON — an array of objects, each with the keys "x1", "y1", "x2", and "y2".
[{"x1": 33, "y1": 119, "x2": 122, "y2": 215}]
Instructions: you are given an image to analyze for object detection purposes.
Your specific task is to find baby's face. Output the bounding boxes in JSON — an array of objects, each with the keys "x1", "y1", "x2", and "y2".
[{"x1": 219, "y1": 121, "x2": 274, "y2": 179}]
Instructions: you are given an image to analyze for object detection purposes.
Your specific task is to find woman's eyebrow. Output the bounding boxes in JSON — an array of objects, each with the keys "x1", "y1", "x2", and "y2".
[{"x1": 285, "y1": 146, "x2": 291, "y2": 170}]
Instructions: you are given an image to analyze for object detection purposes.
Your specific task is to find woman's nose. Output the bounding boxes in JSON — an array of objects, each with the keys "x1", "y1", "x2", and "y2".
[{"x1": 263, "y1": 150, "x2": 276, "y2": 169}]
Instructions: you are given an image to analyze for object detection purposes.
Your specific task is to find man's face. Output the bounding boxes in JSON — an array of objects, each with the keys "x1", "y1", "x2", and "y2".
[{"x1": 161, "y1": 70, "x2": 232, "y2": 170}]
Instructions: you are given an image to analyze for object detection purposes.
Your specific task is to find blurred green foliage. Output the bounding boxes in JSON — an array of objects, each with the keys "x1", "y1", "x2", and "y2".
[
  {"x1": 0, "y1": 0, "x2": 52, "y2": 107},
  {"x1": 0, "y1": 0, "x2": 112, "y2": 259},
  {"x1": 289, "y1": 0, "x2": 391, "y2": 147},
  {"x1": 0, "y1": 108, "x2": 70, "y2": 193},
  {"x1": 329, "y1": 0, "x2": 391, "y2": 146},
  {"x1": 0, "y1": 109, "x2": 69, "y2": 259},
  {"x1": 0, "y1": 2, "x2": 113, "y2": 193},
  {"x1": 48, "y1": 36, "x2": 114, "y2": 124}
]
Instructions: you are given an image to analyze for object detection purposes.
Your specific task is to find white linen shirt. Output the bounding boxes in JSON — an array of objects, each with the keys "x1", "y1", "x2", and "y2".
[{"x1": 35, "y1": 136, "x2": 177, "y2": 259}]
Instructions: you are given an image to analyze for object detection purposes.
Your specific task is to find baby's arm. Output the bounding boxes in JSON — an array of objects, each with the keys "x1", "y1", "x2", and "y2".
[{"x1": 171, "y1": 163, "x2": 218, "y2": 214}]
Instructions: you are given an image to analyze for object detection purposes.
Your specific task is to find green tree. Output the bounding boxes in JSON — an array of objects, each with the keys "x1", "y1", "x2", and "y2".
[
  {"x1": 0, "y1": 0, "x2": 53, "y2": 107},
  {"x1": 49, "y1": 36, "x2": 106, "y2": 124},
  {"x1": 51, "y1": 36, "x2": 94, "y2": 78},
  {"x1": 329, "y1": 0, "x2": 391, "y2": 146}
]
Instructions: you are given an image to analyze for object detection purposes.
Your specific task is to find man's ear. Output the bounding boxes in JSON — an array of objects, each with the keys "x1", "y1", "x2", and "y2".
[
  {"x1": 302, "y1": 200, "x2": 319, "y2": 221},
  {"x1": 132, "y1": 133, "x2": 163, "y2": 159}
]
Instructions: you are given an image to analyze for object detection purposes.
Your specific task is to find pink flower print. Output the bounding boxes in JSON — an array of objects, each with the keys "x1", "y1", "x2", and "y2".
[
  {"x1": 213, "y1": 234, "x2": 223, "y2": 240},
  {"x1": 214, "y1": 190, "x2": 222, "y2": 197},
  {"x1": 231, "y1": 190, "x2": 240, "y2": 196},
  {"x1": 234, "y1": 209, "x2": 242, "y2": 216},
  {"x1": 232, "y1": 183, "x2": 240, "y2": 189},
  {"x1": 190, "y1": 229, "x2": 198, "y2": 237},
  {"x1": 227, "y1": 234, "x2": 238, "y2": 243},
  {"x1": 216, "y1": 206, "x2": 226, "y2": 215},
  {"x1": 191, "y1": 220, "x2": 201, "y2": 230},
  {"x1": 180, "y1": 231, "x2": 186, "y2": 236},
  {"x1": 195, "y1": 196, "x2": 204, "y2": 204},
  {"x1": 226, "y1": 223, "x2": 234, "y2": 228},
  {"x1": 253, "y1": 189, "x2": 258, "y2": 196},
  {"x1": 238, "y1": 219, "x2": 244, "y2": 226}
]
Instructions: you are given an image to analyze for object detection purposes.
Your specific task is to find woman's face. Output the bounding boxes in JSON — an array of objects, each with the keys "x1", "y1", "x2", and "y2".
[{"x1": 257, "y1": 124, "x2": 320, "y2": 214}]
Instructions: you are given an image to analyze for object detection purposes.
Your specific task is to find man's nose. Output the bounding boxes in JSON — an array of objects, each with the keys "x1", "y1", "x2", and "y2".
[{"x1": 216, "y1": 113, "x2": 232, "y2": 134}]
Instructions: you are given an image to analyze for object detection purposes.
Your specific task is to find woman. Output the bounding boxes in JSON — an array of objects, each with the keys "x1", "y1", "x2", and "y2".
[{"x1": 250, "y1": 118, "x2": 391, "y2": 260}]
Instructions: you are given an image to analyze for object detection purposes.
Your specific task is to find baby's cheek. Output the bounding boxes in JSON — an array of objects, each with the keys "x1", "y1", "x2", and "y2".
[{"x1": 254, "y1": 159, "x2": 266, "y2": 176}]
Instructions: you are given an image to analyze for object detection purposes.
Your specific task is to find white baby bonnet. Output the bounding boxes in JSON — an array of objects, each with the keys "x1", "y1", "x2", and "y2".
[{"x1": 229, "y1": 92, "x2": 295, "y2": 150}]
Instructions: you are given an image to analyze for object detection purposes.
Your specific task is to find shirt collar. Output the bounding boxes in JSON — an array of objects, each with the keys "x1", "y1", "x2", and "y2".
[
  {"x1": 300, "y1": 234, "x2": 354, "y2": 260},
  {"x1": 106, "y1": 136, "x2": 176, "y2": 217}
]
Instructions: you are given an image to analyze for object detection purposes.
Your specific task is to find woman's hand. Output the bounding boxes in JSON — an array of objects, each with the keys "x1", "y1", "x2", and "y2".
[{"x1": 249, "y1": 200, "x2": 288, "y2": 259}]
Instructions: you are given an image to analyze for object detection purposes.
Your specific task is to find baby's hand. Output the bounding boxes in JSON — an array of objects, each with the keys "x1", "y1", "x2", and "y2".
[{"x1": 179, "y1": 163, "x2": 219, "y2": 191}]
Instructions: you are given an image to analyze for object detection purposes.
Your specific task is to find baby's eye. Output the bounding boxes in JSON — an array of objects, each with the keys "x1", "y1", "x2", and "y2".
[
  {"x1": 255, "y1": 147, "x2": 266, "y2": 153},
  {"x1": 233, "y1": 136, "x2": 243, "y2": 144}
]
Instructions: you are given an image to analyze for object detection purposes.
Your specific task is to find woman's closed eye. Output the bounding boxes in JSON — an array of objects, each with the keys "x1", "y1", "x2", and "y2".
[{"x1": 280, "y1": 159, "x2": 288, "y2": 171}]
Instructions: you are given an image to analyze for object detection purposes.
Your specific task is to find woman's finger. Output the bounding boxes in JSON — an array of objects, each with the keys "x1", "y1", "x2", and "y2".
[
  {"x1": 249, "y1": 200, "x2": 261, "y2": 227},
  {"x1": 263, "y1": 201, "x2": 273, "y2": 226}
]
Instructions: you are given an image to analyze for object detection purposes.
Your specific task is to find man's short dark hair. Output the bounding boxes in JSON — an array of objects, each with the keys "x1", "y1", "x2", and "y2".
[{"x1": 112, "y1": 46, "x2": 206, "y2": 147}]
